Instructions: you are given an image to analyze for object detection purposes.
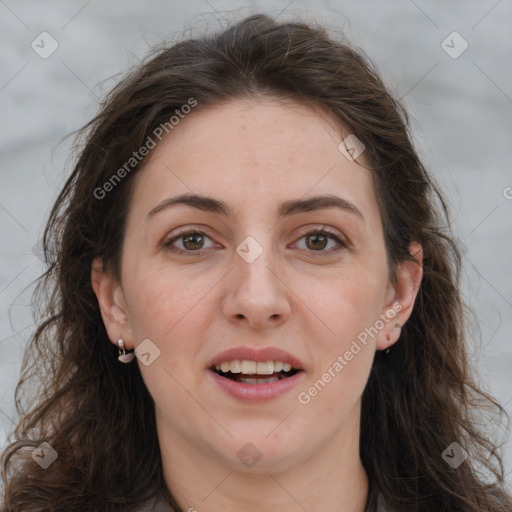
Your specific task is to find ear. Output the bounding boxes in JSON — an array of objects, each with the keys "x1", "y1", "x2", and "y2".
[
  {"x1": 91, "y1": 257, "x2": 134, "y2": 350},
  {"x1": 376, "y1": 242, "x2": 423, "y2": 351}
]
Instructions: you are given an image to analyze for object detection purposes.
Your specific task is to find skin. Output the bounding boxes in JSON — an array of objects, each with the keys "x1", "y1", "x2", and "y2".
[{"x1": 92, "y1": 97, "x2": 423, "y2": 512}]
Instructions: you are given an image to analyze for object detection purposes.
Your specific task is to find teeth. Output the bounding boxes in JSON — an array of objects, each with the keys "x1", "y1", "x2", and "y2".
[
  {"x1": 240, "y1": 360, "x2": 258, "y2": 374},
  {"x1": 256, "y1": 361, "x2": 274, "y2": 375},
  {"x1": 230, "y1": 360, "x2": 241, "y2": 373},
  {"x1": 214, "y1": 360, "x2": 295, "y2": 374}
]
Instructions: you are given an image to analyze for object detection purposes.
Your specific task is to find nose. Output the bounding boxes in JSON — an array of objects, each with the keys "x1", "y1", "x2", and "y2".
[{"x1": 221, "y1": 243, "x2": 291, "y2": 330}]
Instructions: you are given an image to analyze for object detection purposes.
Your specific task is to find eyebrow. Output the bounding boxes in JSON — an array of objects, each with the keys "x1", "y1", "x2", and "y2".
[{"x1": 146, "y1": 193, "x2": 364, "y2": 221}]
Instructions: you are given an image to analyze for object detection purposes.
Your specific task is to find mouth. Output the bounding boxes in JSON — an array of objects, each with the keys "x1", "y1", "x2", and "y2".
[
  {"x1": 207, "y1": 347, "x2": 306, "y2": 401},
  {"x1": 210, "y1": 360, "x2": 302, "y2": 385}
]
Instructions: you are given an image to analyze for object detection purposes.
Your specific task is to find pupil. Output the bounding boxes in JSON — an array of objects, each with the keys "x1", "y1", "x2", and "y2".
[
  {"x1": 183, "y1": 233, "x2": 203, "y2": 250},
  {"x1": 307, "y1": 234, "x2": 327, "y2": 250}
]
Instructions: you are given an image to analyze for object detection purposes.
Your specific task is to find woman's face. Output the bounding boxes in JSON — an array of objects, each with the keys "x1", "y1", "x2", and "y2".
[{"x1": 94, "y1": 97, "x2": 420, "y2": 473}]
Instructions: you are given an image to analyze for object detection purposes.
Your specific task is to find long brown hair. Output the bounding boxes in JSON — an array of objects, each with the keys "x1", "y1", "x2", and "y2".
[{"x1": 2, "y1": 12, "x2": 510, "y2": 512}]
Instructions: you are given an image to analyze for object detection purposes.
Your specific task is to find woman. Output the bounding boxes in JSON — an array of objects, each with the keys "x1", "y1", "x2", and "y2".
[{"x1": 1, "y1": 12, "x2": 510, "y2": 512}]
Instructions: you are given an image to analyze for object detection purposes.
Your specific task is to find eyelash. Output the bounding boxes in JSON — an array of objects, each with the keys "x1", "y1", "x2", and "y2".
[{"x1": 163, "y1": 227, "x2": 347, "y2": 258}]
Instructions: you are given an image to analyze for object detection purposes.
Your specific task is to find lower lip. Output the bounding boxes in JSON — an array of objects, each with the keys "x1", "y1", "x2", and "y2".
[{"x1": 209, "y1": 369, "x2": 306, "y2": 403}]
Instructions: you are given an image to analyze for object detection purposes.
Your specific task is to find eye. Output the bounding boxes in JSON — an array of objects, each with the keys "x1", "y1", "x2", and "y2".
[
  {"x1": 164, "y1": 230, "x2": 217, "y2": 256},
  {"x1": 293, "y1": 228, "x2": 347, "y2": 256},
  {"x1": 163, "y1": 227, "x2": 347, "y2": 258}
]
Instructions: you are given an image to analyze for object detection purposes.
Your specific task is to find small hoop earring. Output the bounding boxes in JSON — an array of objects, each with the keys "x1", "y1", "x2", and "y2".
[{"x1": 117, "y1": 338, "x2": 135, "y2": 363}]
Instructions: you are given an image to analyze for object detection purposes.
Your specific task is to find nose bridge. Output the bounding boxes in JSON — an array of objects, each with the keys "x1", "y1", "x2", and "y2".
[
  {"x1": 222, "y1": 230, "x2": 291, "y2": 327},
  {"x1": 235, "y1": 232, "x2": 279, "y2": 298}
]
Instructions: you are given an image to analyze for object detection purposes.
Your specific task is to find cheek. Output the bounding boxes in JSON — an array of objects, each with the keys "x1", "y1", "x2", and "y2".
[
  {"x1": 121, "y1": 261, "x2": 213, "y2": 349},
  {"x1": 299, "y1": 266, "x2": 387, "y2": 350},
  {"x1": 122, "y1": 266, "x2": 213, "y2": 405},
  {"x1": 294, "y1": 266, "x2": 386, "y2": 409}
]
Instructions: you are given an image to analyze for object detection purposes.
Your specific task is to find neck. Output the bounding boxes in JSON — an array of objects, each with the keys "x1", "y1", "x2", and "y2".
[{"x1": 157, "y1": 409, "x2": 369, "y2": 512}]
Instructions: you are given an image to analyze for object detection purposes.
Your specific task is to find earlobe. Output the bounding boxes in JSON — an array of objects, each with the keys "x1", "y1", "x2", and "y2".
[
  {"x1": 377, "y1": 242, "x2": 423, "y2": 351},
  {"x1": 91, "y1": 257, "x2": 134, "y2": 349}
]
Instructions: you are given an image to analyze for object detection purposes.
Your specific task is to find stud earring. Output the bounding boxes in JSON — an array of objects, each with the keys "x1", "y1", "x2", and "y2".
[
  {"x1": 385, "y1": 321, "x2": 403, "y2": 353},
  {"x1": 117, "y1": 338, "x2": 135, "y2": 363}
]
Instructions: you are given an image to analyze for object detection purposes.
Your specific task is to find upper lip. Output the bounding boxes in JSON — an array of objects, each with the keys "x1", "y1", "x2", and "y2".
[{"x1": 208, "y1": 346, "x2": 305, "y2": 371}]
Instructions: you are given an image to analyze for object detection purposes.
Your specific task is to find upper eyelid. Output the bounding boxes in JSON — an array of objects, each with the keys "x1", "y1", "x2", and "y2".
[
  {"x1": 164, "y1": 227, "x2": 216, "y2": 245},
  {"x1": 165, "y1": 224, "x2": 343, "y2": 240}
]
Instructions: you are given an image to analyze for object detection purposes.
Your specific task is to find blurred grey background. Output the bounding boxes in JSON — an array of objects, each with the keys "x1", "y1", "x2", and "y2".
[{"x1": 1, "y1": 0, "x2": 511, "y2": 484}]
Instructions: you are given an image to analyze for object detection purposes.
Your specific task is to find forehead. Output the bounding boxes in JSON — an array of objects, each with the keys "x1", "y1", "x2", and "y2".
[{"x1": 128, "y1": 97, "x2": 380, "y2": 224}]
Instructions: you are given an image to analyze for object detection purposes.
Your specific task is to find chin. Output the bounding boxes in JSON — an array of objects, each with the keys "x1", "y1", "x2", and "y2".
[{"x1": 211, "y1": 422, "x2": 310, "y2": 472}]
